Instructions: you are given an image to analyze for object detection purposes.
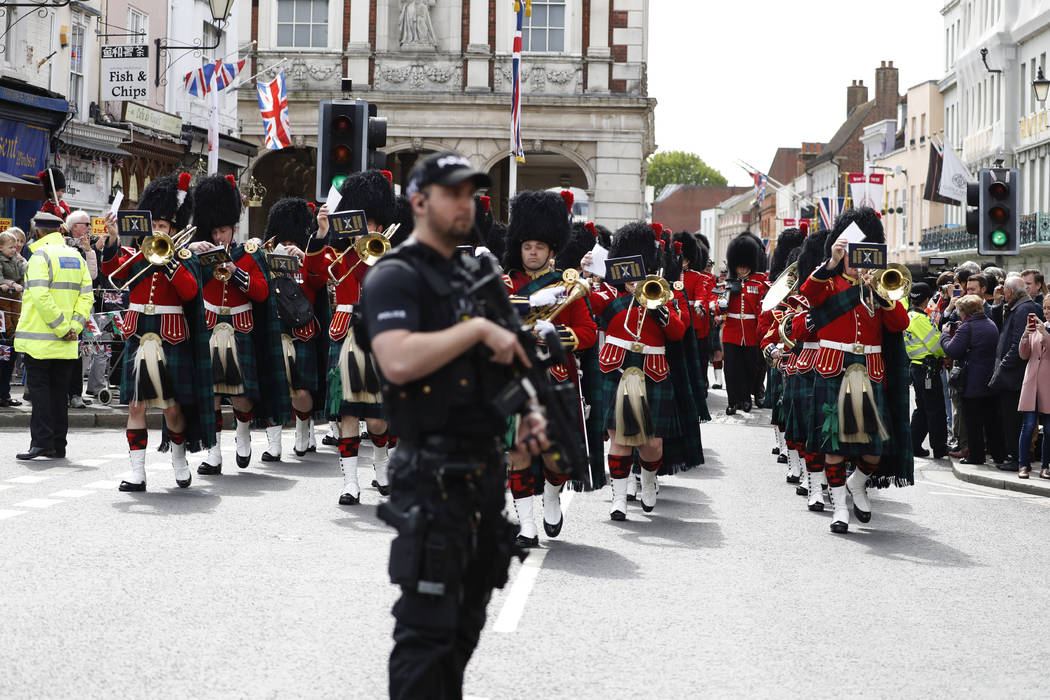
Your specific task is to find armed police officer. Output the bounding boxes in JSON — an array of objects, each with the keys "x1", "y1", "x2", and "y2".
[{"x1": 360, "y1": 153, "x2": 549, "y2": 699}]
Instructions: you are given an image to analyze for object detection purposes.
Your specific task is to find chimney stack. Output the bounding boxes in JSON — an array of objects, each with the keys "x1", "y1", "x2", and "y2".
[
  {"x1": 847, "y1": 79, "x2": 868, "y2": 117},
  {"x1": 875, "y1": 60, "x2": 899, "y2": 120}
]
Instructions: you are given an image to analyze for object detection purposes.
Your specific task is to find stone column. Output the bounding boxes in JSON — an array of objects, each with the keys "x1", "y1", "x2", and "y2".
[
  {"x1": 346, "y1": 0, "x2": 373, "y2": 87},
  {"x1": 465, "y1": 0, "x2": 490, "y2": 91},
  {"x1": 586, "y1": 0, "x2": 610, "y2": 93}
]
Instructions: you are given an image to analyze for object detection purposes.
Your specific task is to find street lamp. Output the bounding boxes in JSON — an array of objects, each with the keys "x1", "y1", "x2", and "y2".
[
  {"x1": 154, "y1": 0, "x2": 236, "y2": 87},
  {"x1": 208, "y1": 0, "x2": 235, "y2": 23},
  {"x1": 1034, "y1": 67, "x2": 1050, "y2": 105}
]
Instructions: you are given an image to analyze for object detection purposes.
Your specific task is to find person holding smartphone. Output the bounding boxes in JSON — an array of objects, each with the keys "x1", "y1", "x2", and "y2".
[{"x1": 1017, "y1": 310, "x2": 1050, "y2": 479}]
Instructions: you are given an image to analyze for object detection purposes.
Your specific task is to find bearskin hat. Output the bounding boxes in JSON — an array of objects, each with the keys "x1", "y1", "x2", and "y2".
[
  {"x1": 769, "y1": 227, "x2": 804, "y2": 281},
  {"x1": 695, "y1": 232, "x2": 711, "y2": 250},
  {"x1": 797, "y1": 228, "x2": 830, "y2": 282},
  {"x1": 558, "y1": 221, "x2": 597, "y2": 271},
  {"x1": 265, "y1": 197, "x2": 313, "y2": 250},
  {"x1": 726, "y1": 230, "x2": 764, "y2": 278},
  {"x1": 192, "y1": 174, "x2": 242, "y2": 243},
  {"x1": 503, "y1": 189, "x2": 572, "y2": 271},
  {"x1": 610, "y1": 221, "x2": 657, "y2": 277},
  {"x1": 139, "y1": 173, "x2": 194, "y2": 232},
  {"x1": 825, "y1": 206, "x2": 884, "y2": 257},
  {"x1": 337, "y1": 169, "x2": 395, "y2": 228},
  {"x1": 673, "y1": 231, "x2": 700, "y2": 268},
  {"x1": 594, "y1": 223, "x2": 612, "y2": 249},
  {"x1": 486, "y1": 221, "x2": 508, "y2": 264},
  {"x1": 693, "y1": 234, "x2": 711, "y2": 270},
  {"x1": 389, "y1": 194, "x2": 415, "y2": 248},
  {"x1": 38, "y1": 167, "x2": 65, "y2": 196}
]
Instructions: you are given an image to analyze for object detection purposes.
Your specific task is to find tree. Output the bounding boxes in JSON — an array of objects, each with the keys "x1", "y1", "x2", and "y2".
[{"x1": 646, "y1": 151, "x2": 727, "y2": 192}]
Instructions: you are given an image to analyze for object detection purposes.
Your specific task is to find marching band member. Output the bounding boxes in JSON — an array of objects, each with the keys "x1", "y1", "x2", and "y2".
[
  {"x1": 38, "y1": 167, "x2": 71, "y2": 221},
  {"x1": 503, "y1": 190, "x2": 597, "y2": 547},
  {"x1": 188, "y1": 175, "x2": 274, "y2": 475},
  {"x1": 721, "y1": 231, "x2": 767, "y2": 414},
  {"x1": 591, "y1": 222, "x2": 687, "y2": 519},
  {"x1": 100, "y1": 174, "x2": 215, "y2": 491},
  {"x1": 797, "y1": 208, "x2": 912, "y2": 533},
  {"x1": 320, "y1": 169, "x2": 395, "y2": 504},
  {"x1": 259, "y1": 198, "x2": 331, "y2": 461}
]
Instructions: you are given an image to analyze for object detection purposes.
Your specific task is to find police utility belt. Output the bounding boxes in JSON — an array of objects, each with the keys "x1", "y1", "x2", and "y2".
[
  {"x1": 204, "y1": 301, "x2": 252, "y2": 316},
  {"x1": 129, "y1": 303, "x2": 183, "y2": 315},
  {"x1": 818, "y1": 339, "x2": 882, "y2": 355},
  {"x1": 605, "y1": 336, "x2": 666, "y2": 355}
]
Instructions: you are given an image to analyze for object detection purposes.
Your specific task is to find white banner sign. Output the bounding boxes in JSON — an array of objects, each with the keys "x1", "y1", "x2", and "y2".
[{"x1": 101, "y1": 45, "x2": 149, "y2": 102}]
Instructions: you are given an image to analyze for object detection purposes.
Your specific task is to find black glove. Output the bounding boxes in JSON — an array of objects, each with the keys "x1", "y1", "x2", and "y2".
[{"x1": 652, "y1": 305, "x2": 670, "y2": 327}]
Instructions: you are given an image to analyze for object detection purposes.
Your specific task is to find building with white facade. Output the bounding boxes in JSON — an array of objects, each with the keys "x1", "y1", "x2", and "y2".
[{"x1": 236, "y1": 0, "x2": 654, "y2": 233}]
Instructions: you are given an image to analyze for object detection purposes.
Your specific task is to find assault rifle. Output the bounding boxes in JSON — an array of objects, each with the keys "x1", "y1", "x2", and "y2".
[{"x1": 462, "y1": 252, "x2": 590, "y2": 485}]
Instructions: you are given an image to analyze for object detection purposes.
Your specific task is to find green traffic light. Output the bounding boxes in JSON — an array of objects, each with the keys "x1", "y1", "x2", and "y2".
[
  {"x1": 331, "y1": 175, "x2": 348, "y2": 191},
  {"x1": 991, "y1": 230, "x2": 1008, "y2": 246}
]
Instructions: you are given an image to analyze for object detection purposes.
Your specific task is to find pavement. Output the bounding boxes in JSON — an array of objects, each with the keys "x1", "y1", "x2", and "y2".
[{"x1": 3, "y1": 386, "x2": 1050, "y2": 697}]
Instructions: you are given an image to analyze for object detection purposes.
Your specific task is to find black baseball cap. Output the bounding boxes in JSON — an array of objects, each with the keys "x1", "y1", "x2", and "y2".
[
  {"x1": 909, "y1": 282, "x2": 932, "y2": 302},
  {"x1": 406, "y1": 152, "x2": 491, "y2": 197}
]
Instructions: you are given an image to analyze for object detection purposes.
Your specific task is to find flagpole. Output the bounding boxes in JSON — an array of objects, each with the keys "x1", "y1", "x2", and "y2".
[
  {"x1": 207, "y1": 67, "x2": 219, "y2": 174},
  {"x1": 232, "y1": 57, "x2": 289, "y2": 90}
]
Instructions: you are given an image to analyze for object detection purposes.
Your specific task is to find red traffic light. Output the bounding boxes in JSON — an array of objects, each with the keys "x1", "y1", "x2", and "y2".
[
  {"x1": 989, "y1": 205, "x2": 1009, "y2": 224},
  {"x1": 332, "y1": 145, "x2": 352, "y2": 164},
  {"x1": 333, "y1": 115, "x2": 352, "y2": 133},
  {"x1": 989, "y1": 181, "x2": 1009, "y2": 199}
]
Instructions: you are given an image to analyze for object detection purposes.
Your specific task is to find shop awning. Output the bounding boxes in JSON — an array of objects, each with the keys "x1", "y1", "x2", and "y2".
[
  {"x1": 55, "y1": 136, "x2": 131, "y2": 159},
  {"x1": 0, "y1": 171, "x2": 42, "y2": 200}
]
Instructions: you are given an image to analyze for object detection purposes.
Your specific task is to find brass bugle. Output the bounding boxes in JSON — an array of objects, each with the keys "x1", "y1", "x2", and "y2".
[
  {"x1": 107, "y1": 226, "x2": 196, "y2": 291},
  {"x1": 328, "y1": 224, "x2": 399, "y2": 285},
  {"x1": 633, "y1": 274, "x2": 672, "y2": 310},
  {"x1": 873, "y1": 263, "x2": 912, "y2": 303},
  {"x1": 523, "y1": 268, "x2": 590, "y2": 326}
]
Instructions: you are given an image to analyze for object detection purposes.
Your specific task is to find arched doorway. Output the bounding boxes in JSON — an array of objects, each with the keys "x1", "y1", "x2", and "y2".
[
  {"x1": 485, "y1": 151, "x2": 593, "y2": 222},
  {"x1": 245, "y1": 146, "x2": 316, "y2": 235}
]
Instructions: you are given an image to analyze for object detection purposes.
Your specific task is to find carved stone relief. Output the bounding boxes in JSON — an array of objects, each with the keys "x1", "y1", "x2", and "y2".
[
  {"x1": 375, "y1": 61, "x2": 462, "y2": 91},
  {"x1": 493, "y1": 62, "x2": 582, "y2": 95}
]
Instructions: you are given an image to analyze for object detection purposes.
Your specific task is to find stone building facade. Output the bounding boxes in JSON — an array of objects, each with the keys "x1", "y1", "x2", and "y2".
[{"x1": 236, "y1": 0, "x2": 654, "y2": 231}]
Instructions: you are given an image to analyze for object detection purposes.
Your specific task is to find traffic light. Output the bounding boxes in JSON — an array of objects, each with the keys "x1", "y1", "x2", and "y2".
[
  {"x1": 974, "y1": 167, "x2": 1020, "y2": 256},
  {"x1": 316, "y1": 99, "x2": 389, "y2": 201}
]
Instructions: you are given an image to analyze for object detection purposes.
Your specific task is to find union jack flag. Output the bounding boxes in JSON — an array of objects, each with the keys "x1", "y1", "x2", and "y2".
[
  {"x1": 510, "y1": 2, "x2": 526, "y2": 163},
  {"x1": 257, "y1": 72, "x2": 292, "y2": 150},
  {"x1": 817, "y1": 197, "x2": 845, "y2": 231},
  {"x1": 0, "y1": 345, "x2": 10, "y2": 361},
  {"x1": 184, "y1": 57, "x2": 247, "y2": 98},
  {"x1": 752, "y1": 171, "x2": 768, "y2": 206}
]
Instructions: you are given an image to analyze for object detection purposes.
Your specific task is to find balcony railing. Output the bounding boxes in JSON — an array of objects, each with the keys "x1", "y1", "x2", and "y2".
[{"x1": 920, "y1": 213, "x2": 1050, "y2": 255}]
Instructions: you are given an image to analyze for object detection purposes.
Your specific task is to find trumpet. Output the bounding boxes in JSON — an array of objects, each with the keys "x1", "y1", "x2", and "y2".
[
  {"x1": 872, "y1": 263, "x2": 912, "y2": 303},
  {"x1": 107, "y1": 227, "x2": 196, "y2": 291},
  {"x1": 523, "y1": 269, "x2": 590, "y2": 325},
  {"x1": 328, "y1": 224, "x2": 399, "y2": 285},
  {"x1": 633, "y1": 274, "x2": 673, "y2": 310}
]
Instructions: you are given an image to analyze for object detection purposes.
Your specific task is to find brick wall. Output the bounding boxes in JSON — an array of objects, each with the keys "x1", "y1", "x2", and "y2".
[{"x1": 652, "y1": 186, "x2": 752, "y2": 233}]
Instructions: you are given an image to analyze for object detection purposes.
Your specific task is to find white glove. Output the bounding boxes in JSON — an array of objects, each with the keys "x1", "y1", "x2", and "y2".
[
  {"x1": 529, "y1": 285, "x2": 567, "y2": 307},
  {"x1": 533, "y1": 319, "x2": 556, "y2": 338}
]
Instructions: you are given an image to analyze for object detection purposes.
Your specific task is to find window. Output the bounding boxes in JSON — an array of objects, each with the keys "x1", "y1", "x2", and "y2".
[
  {"x1": 70, "y1": 15, "x2": 86, "y2": 116},
  {"x1": 524, "y1": 0, "x2": 565, "y2": 53},
  {"x1": 127, "y1": 8, "x2": 148, "y2": 45},
  {"x1": 276, "y1": 0, "x2": 328, "y2": 48}
]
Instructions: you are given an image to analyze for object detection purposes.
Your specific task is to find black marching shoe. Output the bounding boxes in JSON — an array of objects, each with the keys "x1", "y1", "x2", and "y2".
[
  {"x1": 772, "y1": 446, "x2": 780, "y2": 455},
  {"x1": 741, "y1": 400, "x2": 752, "y2": 413},
  {"x1": 777, "y1": 453, "x2": 789, "y2": 464},
  {"x1": 236, "y1": 452, "x2": 251, "y2": 469},
  {"x1": 830, "y1": 519, "x2": 849, "y2": 534},
  {"x1": 371, "y1": 479, "x2": 391, "y2": 497},
  {"x1": 913, "y1": 447, "x2": 930, "y2": 458},
  {"x1": 725, "y1": 405, "x2": 737, "y2": 416},
  {"x1": 118, "y1": 480, "x2": 146, "y2": 492},
  {"x1": 797, "y1": 484, "x2": 809, "y2": 497},
  {"x1": 610, "y1": 508, "x2": 626, "y2": 522},
  {"x1": 515, "y1": 533, "x2": 539, "y2": 548},
  {"x1": 197, "y1": 462, "x2": 221, "y2": 475},
  {"x1": 808, "y1": 500, "x2": 824, "y2": 512},
  {"x1": 322, "y1": 435, "x2": 338, "y2": 447},
  {"x1": 176, "y1": 475, "x2": 192, "y2": 489},
  {"x1": 338, "y1": 492, "x2": 359, "y2": 506},
  {"x1": 261, "y1": 451, "x2": 280, "y2": 462},
  {"x1": 16, "y1": 446, "x2": 55, "y2": 460},
  {"x1": 786, "y1": 473, "x2": 800, "y2": 484}
]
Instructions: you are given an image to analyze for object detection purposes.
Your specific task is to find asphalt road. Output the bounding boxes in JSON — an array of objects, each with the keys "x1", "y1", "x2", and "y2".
[{"x1": 2, "y1": 389, "x2": 1049, "y2": 699}]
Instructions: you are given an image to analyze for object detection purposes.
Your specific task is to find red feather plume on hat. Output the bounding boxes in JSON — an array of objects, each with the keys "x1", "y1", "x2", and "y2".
[
  {"x1": 651, "y1": 222, "x2": 663, "y2": 239},
  {"x1": 224, "y1": 174, "x2": 237, "y2": 189},
  {"x1": 559, "y1": 190, "x2": 574, "y2": 212},
  {"x1": 307, "y1": 202, "x2": 317, "y2": 214},
  {"x1": 585, "y1": 221, "x2": 597, "y2": 238},
  {"x1": 674, "y1": 241, "x2": 682, "y2": 254},
  {"x1": 799, "y1": 220, "x2": 809, "y2": 236},
  {"x1": 380, "y1": 170, "x2": 393, "y2": 185},
  {"x1": 480, "y1": 195, "x2": 491, "y2": 213}
]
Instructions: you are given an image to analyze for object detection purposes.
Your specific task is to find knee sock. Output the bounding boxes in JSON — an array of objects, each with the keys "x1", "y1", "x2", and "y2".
[
  {"x1": 713, "y1": 360, "x2": 723, "y2": 370},
  {"x1": 168, "y1": 431, "x2": 185, "y2": 445},
  {"x1": 294, "y1": 409, "x2": 311, "y2": 422},
  {"x1": 508, "y1": 469, "x2": 535, "y2": 499},
  {"x1": 805, "y1": 452, "x2": 825, "y2": 473},
  {"x1": 338, "y1": 436, "x2": 361, "y2": 458},
  {"x1": 126, "y1": 428, "x2": 147, "y2": 451},
  {"x1": 214, "y1": 410, "x2": 223, "y2": 431},
  {"x1": 234, "y1": 409, "x2": 253, "y2": 424},
  {"x1": 640, "y1": 458, "x2": 662, "y2": 472},
  {"x1": 608, "y1": 454, "x2": 632, "y2": 480},
  {"x1": 825, "y1": 461, "x2": 847, "y2": 487},
  {"x1": 858, "y1": 459, "x2": 879, "y2": 476},
  {"x1": 542, "y1": 466, "x2": 569, "y2": 487},
  {"x1": 368, "y1": 431, "x2": 390, "y2": 449}
]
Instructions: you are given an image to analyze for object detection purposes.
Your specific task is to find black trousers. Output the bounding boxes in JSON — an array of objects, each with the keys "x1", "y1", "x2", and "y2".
[
  {"x1": 25, "y1": 356, "x2": 74, "y2": 452},
  {"x1": 963, "y1": 397, "x2": 994, "y2": 463},
  {"x1": 910, "y1": 363, "x2": 948, "y2": 454},
  {"x1": 696, "y1": 335, "x2": 711, "y2": 393},
  {"x1": 997, "y1": 390, "x2": 1023, "y2": 462},
  {"x1": 723, "y1": 342, "x2": 760, "y2": 407},
  {"x1": 67, "y1": 347, "x2": 83, "y2": 399},
  {"x1": 388, "y1": 443, "x2": 515, "y2": 700}
]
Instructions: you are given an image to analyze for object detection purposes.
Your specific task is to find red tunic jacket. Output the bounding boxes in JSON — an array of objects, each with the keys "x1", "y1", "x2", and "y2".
[
  {"x1": 101, "y1": 245, "x2": 198, "y2": 344},
  {"x1": 598, "y1": 292, "x2": 686, "y2": 383},
  {"x1": 202, "y1": 251, "x2": 268, "y2": 333},
  {"x1": 509, "y1": 269, "x2": 598, "y2": 382},
  {"x1": 721, "y1": 272, "x2": 768, "y2": 346}
]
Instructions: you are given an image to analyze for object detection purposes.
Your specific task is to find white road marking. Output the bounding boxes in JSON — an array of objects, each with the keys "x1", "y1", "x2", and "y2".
[
  {"x1": 5, "y1": 475, "x2": 50, "y2": 484},
  {"x1": 493, "y1": 490, "x2": 575, "y2": 634},
  {"x1": 927, "y1": 490, "x2": 1006, "y2": 500},
  {"x1": 0, "y1": 509, "x2": 23, "y2": 520},
  {"x1": 83, "y1": 480, "x2": 122, "y2": 489},
  {"x1": 50, "y1": 489, "x2": 94, "y2": 498},
  {"x1": 0, "y1": 484, "x2": 14, "y2": 491},
  {"x1": 100, "y1": 454, "x2": 126, "y2": 460},
  {"x1": 12, "y1": 498, "x2": 63, "y2": 509}
]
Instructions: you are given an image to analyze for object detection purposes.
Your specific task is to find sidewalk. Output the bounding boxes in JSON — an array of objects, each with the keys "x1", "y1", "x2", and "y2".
[{"x1": 949, "y1": 457, "x2": 1050, "y2": 498}]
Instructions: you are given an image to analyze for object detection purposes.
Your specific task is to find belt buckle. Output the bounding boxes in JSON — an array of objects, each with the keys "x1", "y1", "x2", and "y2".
[
  {"x1": 143, "y1": 303, "x2": 155, "y2": 314},
  {"x1": 630, "y1": 342, "x2": 643, "y2": 353},
  {"x1": 219, "y1": 306, "x2": 231, "y2": 315},
  {"x1": 852, "y1": 343, "x2": 864, "y2": 354}
]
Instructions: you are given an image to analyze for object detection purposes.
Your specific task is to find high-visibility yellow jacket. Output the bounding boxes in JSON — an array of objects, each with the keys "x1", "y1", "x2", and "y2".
[
  {"x1": 13, "y1": 231, "x2": 94, "y2": 360},
  {"x1": 904, "y1": 308, "x2": 945, "y2": 364}
]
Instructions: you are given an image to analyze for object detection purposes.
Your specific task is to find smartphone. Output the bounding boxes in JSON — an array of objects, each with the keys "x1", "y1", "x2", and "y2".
[{"x1": 953, "y1": 288, "x2": 962, "y2": 297}]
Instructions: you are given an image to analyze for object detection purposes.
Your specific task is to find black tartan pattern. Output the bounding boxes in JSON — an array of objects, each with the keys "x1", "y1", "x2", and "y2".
[
  {"x1": 768, "y1": 370, "x2": 785, "y2": 428},
  {"x1": 783, "y1": 369, "x2": 815, "y2": 446},
  {"x1": 119, "y1": 316, "x2": 196, "y2": 408},
  {"x1": 805, "y1": 355, "x2": 890, "y2": 457},
  {"x1": 599, "y1": 352, "x2": 679, "y2": 439},
  {"x1": 326, "y1": 333, "x2": 384, "y2": 420},
  {"x1": 212, "y1": 315, "x2": 261, "y2": 402}
]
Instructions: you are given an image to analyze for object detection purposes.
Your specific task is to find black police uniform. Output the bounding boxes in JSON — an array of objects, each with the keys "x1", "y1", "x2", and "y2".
[{"x1": 361, "y1": 241, "x2": 521, "y2": 700}]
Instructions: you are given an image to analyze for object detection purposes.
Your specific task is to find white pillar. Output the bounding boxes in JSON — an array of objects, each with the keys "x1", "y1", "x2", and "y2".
[
  {"x1": 586, "y1": 0, "x2": 610, "y2": 93},
  {"x1": 465, "y1": 0, "x2": 490, "y2": 91},
  {"x1": 347, "y1": 0, "x2": 372, "y2": 87}
]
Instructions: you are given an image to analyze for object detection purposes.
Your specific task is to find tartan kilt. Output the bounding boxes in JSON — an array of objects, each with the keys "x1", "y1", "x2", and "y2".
[
  {"x1": 783, "y1": 369, "x2": 815, "y2": 445},
  {"x1": 119, "y1": 315, "x2": 196, "y2": 407},
  {"x1": 214, "y1": 317, "x2": 261, "y2": 402},
  {"x1": 326, "y1": 336, "x2": 384, "y2": 420},
  {"x1": 768, "y1": 370, "x2": 785, "y2": 427},
  {"x1": 599, "y1": 352, "x2": 679, "y2": 439},
  {"x1": 805, "y1": 356, "x2": 889, "y2": 457},
  {"x1": 281, "y1": 321, "x2": 320, "y2": 394}
]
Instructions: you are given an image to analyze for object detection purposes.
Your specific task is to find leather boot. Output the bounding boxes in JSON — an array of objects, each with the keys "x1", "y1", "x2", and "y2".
[
  {"x1": 626, "y1": 471, "x2": 639, "y2": 501},
  {"x1": 846, "y1": 468, "x2": 872, "y2": 523},
  {"x1": 786, "y1": 450, "x2": 803, "y2": 483},
  {"x1": 609, "y1": 477, "x2": 628, "y2": 521},
  {"x1": 372, "y1": 442, "x2": 390, "y2": 497},
  {"x1": 262, "y1": 425, "x2": 282, "y2": 462},
  {"x1": 293, "y1": 417, "x2": 310, "y2": 456},
  {"x1": 119, "y1": 449, "x2": 147, "y2": 492},
  {"x1": 234, "y1": 418, "x2": 252, "y2": 468},
  {"x1": 542, "y1": 480, "x2": 563, "y2": 537},
  {"x1": 339, "y1": 456, "x2": 360, "y2": 505},
  {"x1": 807, "y1": 471, "x2": 826, "y2": 511},
  {"x1": 513, "y1": 495, "x2": 539, "y2": 547},
  {"x1": 172, "y1": 442, "x2": 191, "y2": 488},
  {"x1": 829, "y1": 485, "x2": 849, "y2": 533},
  {"x1": 639, "y1": 468, "x2": 657, "y2": 513}
]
